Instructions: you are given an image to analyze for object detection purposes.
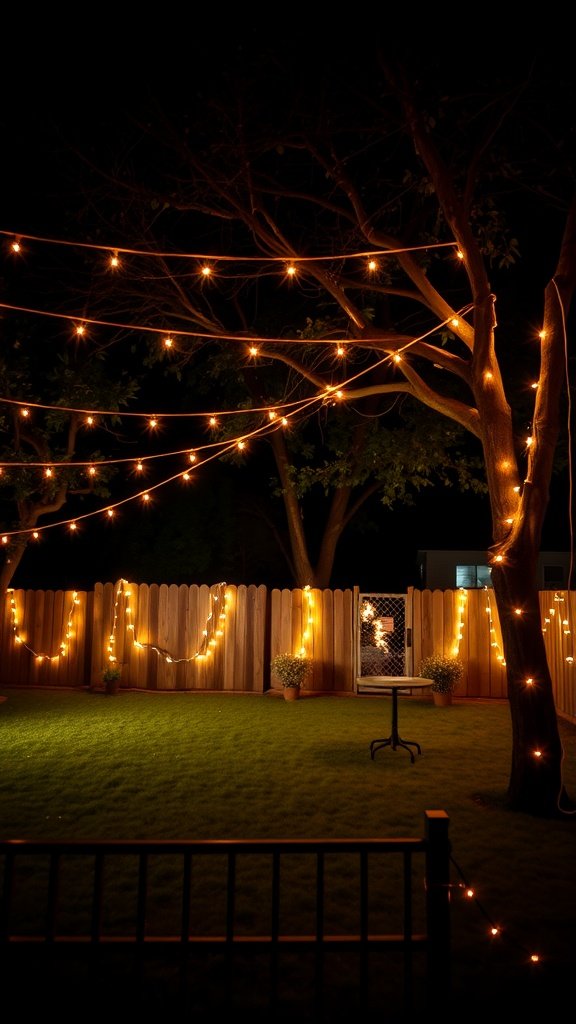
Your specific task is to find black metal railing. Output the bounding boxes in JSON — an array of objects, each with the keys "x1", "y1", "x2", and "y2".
[{"x1": 0, "y1": 810, "x2": 450, "y2": 1014}]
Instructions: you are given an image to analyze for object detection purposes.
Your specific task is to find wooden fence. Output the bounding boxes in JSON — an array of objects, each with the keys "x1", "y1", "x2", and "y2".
[{"x1": 1, "y1": 581, "x2": 574, "y2": 719}]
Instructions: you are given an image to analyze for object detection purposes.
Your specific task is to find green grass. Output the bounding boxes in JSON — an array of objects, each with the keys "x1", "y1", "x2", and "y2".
[{"x1": 1, "y1": 686, "x2": 575, "y2": 1021}]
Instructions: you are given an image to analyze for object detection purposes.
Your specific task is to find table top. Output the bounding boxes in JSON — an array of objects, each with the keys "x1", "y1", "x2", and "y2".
[{"x1": 356, "y1": 676, "x2": 433, "y2": 691}]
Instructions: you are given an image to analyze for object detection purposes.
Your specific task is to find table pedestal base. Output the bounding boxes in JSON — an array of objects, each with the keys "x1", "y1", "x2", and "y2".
[
  {"x1": 370, "y1": 735, "x2": 421, "y2": 764},
  {"x1": 369, "y1": 683, "x2": 425, "y2": 764}
]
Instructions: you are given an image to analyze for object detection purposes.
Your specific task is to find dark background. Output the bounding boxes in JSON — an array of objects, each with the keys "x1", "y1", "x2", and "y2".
[{"x1": 1, "y1": 29, "x2": 573, "y2": 593}]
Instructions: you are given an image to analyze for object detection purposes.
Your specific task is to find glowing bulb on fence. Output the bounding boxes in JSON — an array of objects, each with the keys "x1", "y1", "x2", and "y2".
[
  {"x1": 248, "y1": 346, "x2": 259, "y2": 356},
  {"x1": 367, "y1": 259, "x2": 378, "y2": 272},
  {"x1": 286, "y1": 264, "x2": 296, "y2": 277},
  {"x1": 201, "y1": 265, "x2": 212, "y2": 277}
]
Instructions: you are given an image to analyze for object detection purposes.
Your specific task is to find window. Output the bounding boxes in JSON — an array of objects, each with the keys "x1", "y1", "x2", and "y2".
[{"x1": 456, "y1": 564, "x2": 493, "y2": 588}]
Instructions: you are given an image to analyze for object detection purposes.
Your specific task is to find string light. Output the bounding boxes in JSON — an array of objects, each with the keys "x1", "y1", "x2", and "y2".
[
  {"x1": 450, "y1": 853, "x2": 547, "y2": 973},
  {"x1": 7, "y1": 588, "x2": 80, "y2": 661}
]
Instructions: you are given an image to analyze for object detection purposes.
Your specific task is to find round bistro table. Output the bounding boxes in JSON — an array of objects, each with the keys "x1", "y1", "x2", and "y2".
[{"x1": 365, "y1": 677, "x2": 433, "y2": 763}]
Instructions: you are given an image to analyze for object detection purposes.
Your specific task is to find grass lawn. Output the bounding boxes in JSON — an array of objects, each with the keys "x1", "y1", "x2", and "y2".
[{"x1": 1, "y1": 686, "x2": 575, "y2": 1021}]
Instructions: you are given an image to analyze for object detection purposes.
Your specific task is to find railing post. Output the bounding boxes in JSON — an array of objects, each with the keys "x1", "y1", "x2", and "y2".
[{"x1": 424, "y1": 809, "x2": 451, "y2": 1007}]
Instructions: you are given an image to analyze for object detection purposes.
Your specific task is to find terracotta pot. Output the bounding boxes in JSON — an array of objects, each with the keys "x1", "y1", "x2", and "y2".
[
  {"x1": 433, "y1": 691, "x2": 452, "y2": 707},
  {"x1": 283, "y1": 687, "x2": 300, "y2": 701}
]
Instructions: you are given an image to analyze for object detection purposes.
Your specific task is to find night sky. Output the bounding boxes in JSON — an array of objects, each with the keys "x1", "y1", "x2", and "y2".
[{"x1": 1, "y1": 31, "x2": 574, "y2": 593}]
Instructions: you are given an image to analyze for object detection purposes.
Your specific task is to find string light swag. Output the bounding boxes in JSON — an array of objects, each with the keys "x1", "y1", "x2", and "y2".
[
  {"x1": 7, "y1": 587, "x2": 80, "y2": 661},
  {"x1": 108, "y1": 579, "x2": 230, "y2": 667},
  {"x1": 451, "y1": 588, "x2": 467, "y2": 657},
  {"x1": 542, "y1": 591, "x2": 574, "y2": 665},
  {"x1": 297, "y1": 585, "x2": 314, "y2": 658},
  {"x1": 450, "y1": 854, "x2": 543, "y2": 966},
  {"x1": 484, "y1": 589, "x2": 506, "y2": 667}
]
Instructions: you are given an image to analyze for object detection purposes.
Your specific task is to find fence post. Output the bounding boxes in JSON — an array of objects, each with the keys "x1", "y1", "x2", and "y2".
[{"x1": 424, "y1": 809, "x2": 451, "y2": 1007}]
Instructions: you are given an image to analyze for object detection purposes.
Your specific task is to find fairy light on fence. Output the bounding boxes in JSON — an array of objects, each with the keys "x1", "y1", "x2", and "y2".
[
  {"x1": 298, "y1": 585, "x2": 314, "y2": 658},
  {"x1": 7, "y1": 587, "x2": 81, "y2": 661}
]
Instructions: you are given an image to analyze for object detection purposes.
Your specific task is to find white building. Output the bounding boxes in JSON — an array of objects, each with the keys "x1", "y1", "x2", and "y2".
[{"x1": 416, "y1": 549, "x2": 572, "y2": 590}]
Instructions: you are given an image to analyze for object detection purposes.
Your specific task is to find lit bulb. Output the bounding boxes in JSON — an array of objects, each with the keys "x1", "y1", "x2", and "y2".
[
  {"x1": 201, "y1": 265, "x2": 212, "y2": 277},
  {"x1": 286, "y1": 264, "x2": 296, "y2": 277},
  {"x1": 249, "y1": 346, "x2": 259, "y2": 356},
  {"x1": 75, "y1": 324, "x2": 86, "y2": 337},
  {"x1": 189, "y1": 451, "x2": 197, "y2": 463},
  {"x1": 456, "y1": 249, "x2": 464, "y2": 260}
]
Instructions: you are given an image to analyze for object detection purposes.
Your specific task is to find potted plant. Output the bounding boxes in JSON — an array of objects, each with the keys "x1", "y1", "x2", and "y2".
[
  {"x1": 419, "y1": 654, "x2": 463, "y2": 706},
  {"x1": 102, "y1": 663, "x2": 121, "y2": 696},
  {"x1": 271, "y1": 653, "x2": 312, "y2": 700}
]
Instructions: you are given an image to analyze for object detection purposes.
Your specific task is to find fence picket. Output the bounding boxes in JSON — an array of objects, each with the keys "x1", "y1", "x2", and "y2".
[{"x1": 1, "y1": 584, "x2": 573, "y2": 722}]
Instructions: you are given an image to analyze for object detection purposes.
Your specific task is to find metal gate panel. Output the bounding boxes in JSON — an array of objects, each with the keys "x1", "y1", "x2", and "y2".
[{"x1": 356, "y1": 593, "x2": 408, "y2": 686}]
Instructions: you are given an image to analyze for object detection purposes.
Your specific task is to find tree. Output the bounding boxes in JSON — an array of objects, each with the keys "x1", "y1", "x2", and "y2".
[
  {"x1": 0, "y1": 323, "x2": 139, "y2": 592},
  {"x1": 2, "y1": 45, "x2": 575, "y2": 817}
]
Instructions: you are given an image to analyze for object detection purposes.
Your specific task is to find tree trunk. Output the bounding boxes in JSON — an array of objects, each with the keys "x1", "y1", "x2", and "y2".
[
  {"x1": 269, "y1": 432, "x2": 315, "y2": 586},
  {"x1": 491, "y1": 560, "x2": 573, "y2": 817}
]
